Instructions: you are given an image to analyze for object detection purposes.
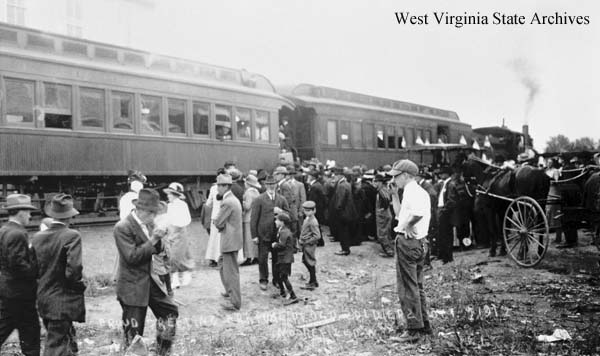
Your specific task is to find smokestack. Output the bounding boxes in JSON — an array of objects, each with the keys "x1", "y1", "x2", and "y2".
[{"x1": 522, "y1": 125, "x2": 529, "y2": 148}]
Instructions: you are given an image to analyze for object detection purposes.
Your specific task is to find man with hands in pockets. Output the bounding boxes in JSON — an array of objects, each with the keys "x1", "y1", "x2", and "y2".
[{"x1": 388, "y1": 159, "x2": 432, "y2": 342}]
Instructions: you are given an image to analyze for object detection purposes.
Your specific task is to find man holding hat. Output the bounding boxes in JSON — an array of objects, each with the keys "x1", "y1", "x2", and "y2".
[
  {"x1": 114, "y1": 188, "x2": 178, "y2": 355},
  {"x1": 0, "y1": 194, "x2": 40, "y2": 356},
  {"x1": 388, "y1": 159, "x2": 432, "y2": 341},
  {"x1": 32, "y1": 194, "x2": 86, "y2": 355},
  {"x1": 214, "y1": 174, "x2": 244, "y2": 311},
  {"x1": 250, "y1": 175, "x2": 290, "y2": 290}
]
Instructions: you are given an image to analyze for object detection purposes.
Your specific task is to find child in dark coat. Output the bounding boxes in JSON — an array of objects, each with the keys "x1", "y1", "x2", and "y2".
[
  {"x1": 299, "y1": 200, "x2": 320, "y2": 290},
  {"x1": 272, "y1": 212, "x2": 299, "y2": 305}
]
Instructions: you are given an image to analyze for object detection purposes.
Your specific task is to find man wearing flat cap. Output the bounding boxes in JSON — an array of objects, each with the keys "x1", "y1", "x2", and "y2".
[
  {"x1": 113, "y1": 188, "x2": 178, "y2": 355},
  {"x1": 0, "y1": 194, "x2": 40, "y2": 356},
  {"x1": 388, "y1": 159, "x2": 432, "y2": 342},
  {"x1": 214, "y1": 174, "x2": 244, "y2": 311},
  {"x1": 32, "y1": 194, "x2": 86, "y2": 355}
]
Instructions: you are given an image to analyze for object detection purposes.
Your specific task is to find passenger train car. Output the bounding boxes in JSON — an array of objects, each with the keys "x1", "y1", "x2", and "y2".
[
  {"x1": 0, "y1": 23, "x2": 293, "y2": 214},
  {"x1": 280, "y1": 84, "x2": 473, "y2": 168}
]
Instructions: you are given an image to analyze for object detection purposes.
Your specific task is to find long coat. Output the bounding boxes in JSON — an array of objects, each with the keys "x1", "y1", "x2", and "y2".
[
  {"x1": 31, "y1": 223, "x2": 85, "y2": 322},
  {"x1": 333, "y1": 178, "x2": 358, "y2": 223},
  {"x1": 214, "y1": 190, "x2": 243, "y2": 253},
  {"x1": 250, "y1": 192, "x2": 290, "y2": 243},
  {"x1": 277, "y1": 179, "x2": 298, "y2": 222},
  {"x1": 113, "y1": 214, "x2": 160, "y2": 307},
  {"x1": 0, "y1": 221, "x2": 37, "y2": 300},
  {"x1": 307, "y1": 181, "x2": 327, "y2": 223},
  {"x1": 273, "y1": 226, "x2": 295, "y2": 264},
  {"x1": 242, "y1": 187, "x2": 260, "y2": 259},
  {"x1": 204, "y1": 184, "x2": 221, "y2": 261}
]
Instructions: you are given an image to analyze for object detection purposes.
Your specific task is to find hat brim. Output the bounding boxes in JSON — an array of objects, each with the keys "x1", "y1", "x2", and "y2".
[
  {"x1": 245, "y1": 181, "x2": 262, "y2": 189},
  {"x1": 5, "y1": 204, "x2": 37, "y2": 211},
  {"x1": 163, "y1": 188, "x2": 185, "y2": 198},
  {"x1": 44, "y1": 204, "x2": 79, "y2": 219},
  {"x1": 133, "y1": 200, "x2": 160, "y2": 212}
]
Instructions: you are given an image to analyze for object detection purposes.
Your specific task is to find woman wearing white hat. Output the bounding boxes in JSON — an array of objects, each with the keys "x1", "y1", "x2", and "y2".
[
  {"x1": 241, "y1": 174, "x2": 261, "y2": 266},
  {"x1": 164, "y1": 182, "x2": 195, "y2": 288}
]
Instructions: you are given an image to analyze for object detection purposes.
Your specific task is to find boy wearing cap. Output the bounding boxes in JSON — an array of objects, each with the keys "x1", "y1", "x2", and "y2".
[
  {"x1": 0, "y1": 194, "x2": 40, "y2": 356},
  {"x1": 299, "y1": 201, "x2": 320, "y2": 290},
  {"x1": 32, "y1": 194, "x2": 86, "y2": 355},
  {"x1": 272, "y1": 213, "x2": 299, "y2": 304},
  {"x1": 389, "y1": 159, "x2": 432, "y2": 342}
]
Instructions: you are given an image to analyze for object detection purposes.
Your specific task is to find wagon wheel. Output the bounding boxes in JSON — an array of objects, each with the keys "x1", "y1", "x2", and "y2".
[{"x1": 503, "y1": 196, "x2": 549, "y2": 268}]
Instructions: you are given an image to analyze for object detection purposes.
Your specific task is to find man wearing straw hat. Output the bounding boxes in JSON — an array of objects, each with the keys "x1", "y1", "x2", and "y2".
[
  {"x1": 214, "y1": 174, "x2": 244, "y2": 311},
  {"x1": 114, "y1": 188, "x2": 178, "y2": 355},
  {"x1": 32, "y1": 194, "x2": 86, "y2": 355},
  {"x1": 0, "y1": 194, "x2": 40, "y2": 356}
]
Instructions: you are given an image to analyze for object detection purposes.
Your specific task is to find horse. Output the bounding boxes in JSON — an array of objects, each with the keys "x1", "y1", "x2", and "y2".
[{"x1": 462, "y1": 155, "x2": 551, "y2": 257}]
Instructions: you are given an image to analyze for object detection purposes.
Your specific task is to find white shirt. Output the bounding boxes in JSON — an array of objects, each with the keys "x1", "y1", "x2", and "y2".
[
  {"x1": 437, "y1": 178, "x2": 451, "y2": 208},
  {"x1": 394, "y1": 180, "x2": 431, "y2": 240},
  {"x1": 119, "y1": 191, "x2": 138, "y2": 221},
  {"x1": 166, "y1": 198, "x2": 191, "y2": 228}
]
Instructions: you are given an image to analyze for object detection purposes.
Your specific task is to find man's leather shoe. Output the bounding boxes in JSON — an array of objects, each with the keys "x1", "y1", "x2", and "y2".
[
  {"x1": 390, "y1": 330, "x2": 421, "y2": 343},
  {"x1": 259, "y1": 283, "x2": 268, "y2": 291},
  {"x1": 221, "y1": 292, "x2": 230, "y2": 298},
  {"x1": 220, "y1": 303, "x2": 239, "y2": 312},
  {"x1": 334, "y1": 251, "x2": 350, "y2": 256}
]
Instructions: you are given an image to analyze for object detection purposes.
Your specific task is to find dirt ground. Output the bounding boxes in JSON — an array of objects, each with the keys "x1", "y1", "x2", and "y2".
[{"x1": 2, "y1": 221, "x2": 599, "y2": 355}]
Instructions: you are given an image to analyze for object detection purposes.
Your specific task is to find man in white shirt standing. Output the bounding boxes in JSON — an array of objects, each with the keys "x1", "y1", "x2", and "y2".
[{"x1": 389, "y1": 159, "x2": 432, "y2": 342}]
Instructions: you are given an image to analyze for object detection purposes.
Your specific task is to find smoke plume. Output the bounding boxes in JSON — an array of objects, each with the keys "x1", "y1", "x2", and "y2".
[{"x1": 508, "y1": 58, "x2": 540, "y2": 124}]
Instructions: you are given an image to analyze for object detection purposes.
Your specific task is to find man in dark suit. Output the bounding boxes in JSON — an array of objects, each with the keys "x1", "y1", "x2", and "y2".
[
  {"x1": 332, "y1": 169, "x2": 359, "y2": 255},
  {"x1": 214, "y1": 174, "x2": 244, "y2": 311},
  {"x1": 250, "y1": 175, "x2": 290, "y2": 290},
  {"x1": 306, "y1": 170, "x2": 327, "y2": 246},
  {"x1": 32, "y1": 194, "x2": 86, "y2": 356},
  {"x1": 0, "y1": 194, "x2": 39, "y2": 356},
  {"x1": 114, "y1": 189, "x2": 178, "y2": 356}
]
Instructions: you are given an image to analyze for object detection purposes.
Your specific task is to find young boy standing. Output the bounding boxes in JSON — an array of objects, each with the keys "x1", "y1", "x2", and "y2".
[
  {"x1": 299, "y1": 200, "x2": 320, "y2": 290},
  {"x1": 272, "y1": 212, "x2": 299, "y2": 305}
]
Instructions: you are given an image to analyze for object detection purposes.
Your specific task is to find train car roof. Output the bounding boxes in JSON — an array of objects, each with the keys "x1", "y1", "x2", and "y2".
[
  {"x1": 473, "y1": 126, "x2": 524, "y2": 137},
  {"x1": 279, "y1": 84, "x2": 466, "y2": 125},
  {"x1": 0, "y1": 23, "x2": 294, "y2": 106}
]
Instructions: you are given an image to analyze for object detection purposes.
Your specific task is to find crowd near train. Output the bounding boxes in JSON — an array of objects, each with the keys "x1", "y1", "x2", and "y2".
[{"x1": 2, "y1": 22, "x2": 600, "y2": 354}]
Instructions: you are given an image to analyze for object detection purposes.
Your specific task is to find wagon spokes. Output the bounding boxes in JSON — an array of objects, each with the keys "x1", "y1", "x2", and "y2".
[{"x1": 503, "y1": 196, "x2": 549, "y2": 267}]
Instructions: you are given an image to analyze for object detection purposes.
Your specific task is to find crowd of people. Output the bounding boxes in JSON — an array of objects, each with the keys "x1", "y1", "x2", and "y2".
[{"x1": 0, "y1": 155, "x2": 526, "y2": 355}]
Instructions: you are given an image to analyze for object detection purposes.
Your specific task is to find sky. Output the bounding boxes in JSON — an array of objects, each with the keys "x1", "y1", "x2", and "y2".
[{"x1": 98, "y1": 0, "x2": 600, "y2": 150}]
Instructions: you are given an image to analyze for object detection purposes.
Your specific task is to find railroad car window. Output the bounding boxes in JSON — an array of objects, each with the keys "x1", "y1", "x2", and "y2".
[
  {"x1": 112, "y1": 91, "x2": 133, "y2": 130},
  {"x1": 140, "y1": 95, "x2": 161, "y2": 134},
  {"x1": 80, "y1": 87, "x2": 105, "y2": 128},
  {"x1": 235, "y1": 107, "x2": 251, "y2": 140},
  {"x1": 376, "y1": 126, "x2": 385, "y2": 149},
  {"x1": 351, "y1": 122, "x2": 362, "y2": 148},
  {"x1": 405, "y1": 128, "x2": 414, "y2": 147},
  {"x1": 364, "y1": 124, "x2": 374, "y2": 149},
  {"x1": 387, "y1": 126, "x2": 396, "y2": 149},
  {"x1": 215, "y1": 105, "x2": 232, "y2": 140},
  {"x1": 397, "y1": 127, "x2": 405, "y2": 148},
  {"x1": 5, "y1": 78, "x2": 34, "y2": 126},
  {"x1": 255, "y1": 110, "x2": 270, "y2": 142},
  {"x1": 327, "y1": 121, "x2": 337, "y2": 146},
  {"x1": 43, "y1": 83, "x2": 72, "y2": 129},
  {"x1": 192, "y1": 102, "x2": 209, "y2": 135},
  {"x1": 168, "y1": 98, "x2": 186, "y2": 134},
  {"x1": 340, "y1": 121, "x2": 351, "y2": 148}
]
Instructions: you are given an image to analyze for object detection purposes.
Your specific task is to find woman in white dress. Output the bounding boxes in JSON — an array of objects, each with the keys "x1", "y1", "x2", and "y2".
[
  {"x1": 164, "y1": 182, "x2": 195, "y2": 287},
  {"x1": 204, "y1": 172, "x2": 224, "y2": 268}
]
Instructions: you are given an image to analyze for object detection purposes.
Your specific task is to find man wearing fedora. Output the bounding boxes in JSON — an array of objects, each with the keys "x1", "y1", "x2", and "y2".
[
  {"x1": 32, "y1": 194, "x2": 85, "y2": 356},
  {"x1": 306, "y1": 170, "x2": 327, "y2": 246},
  {"x1": 113, "y1": 188, "x2": 178, "y2": 355},
  {"x1": 273, "y1": 166, "x2": 299, "y2": 238},
  {"x1": 0, "y1": 194, "x2": 40, "y2": 356},
  {"x1": 250, "y1": 175, "x2": 290, "y2": 290},
  {"x1": 213, "y1": 174, "x2": 244, "y2": 311}
]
